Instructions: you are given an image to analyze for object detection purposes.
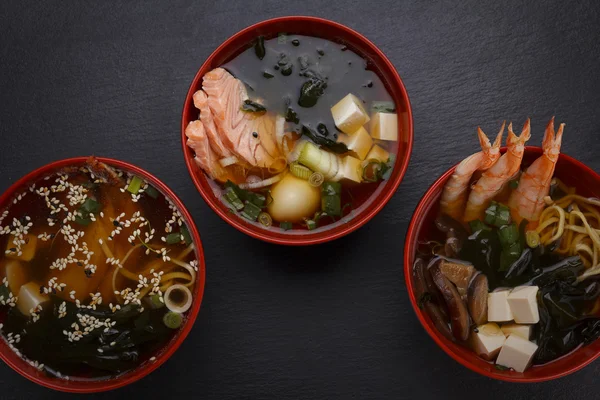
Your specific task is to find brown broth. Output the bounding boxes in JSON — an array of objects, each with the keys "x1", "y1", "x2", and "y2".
[{"x1": 0, "y1": 162, "x2": 198, "y2": 380}]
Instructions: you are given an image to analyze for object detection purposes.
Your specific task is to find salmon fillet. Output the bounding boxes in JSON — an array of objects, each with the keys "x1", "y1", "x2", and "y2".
[
  {"x1": 202, "y1": 68, "x2": 282, "y2": 168},
  {"x1": 193, "y1": 90, "x2": 232, "y2": 158},
  {"x1": 185, "y1": 120, "x2": 225, "y2": 180}
]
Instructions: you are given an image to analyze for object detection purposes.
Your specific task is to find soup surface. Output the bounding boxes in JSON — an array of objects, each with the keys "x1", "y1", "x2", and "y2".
[
  {"x1": 0, "y1": 158, "x2": 198, "y2": 380},
  {"x1": 185, "y1": 34, "x2": 400, "y2": 232}
]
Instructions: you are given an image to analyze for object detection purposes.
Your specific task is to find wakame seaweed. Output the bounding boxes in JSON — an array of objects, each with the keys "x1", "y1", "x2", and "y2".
[
  {"x1": 298, "y1": 72, "x2": 327, "y2": 108},
  {"x1": 301, "y1": 125, "x2": 349, "y2": 154},
  {"x1": 254, "y1": 36, "x2": 265, "y2": 60},
  {"x1": 240, "y1": 99, "x2": 267, "y2": 116}
]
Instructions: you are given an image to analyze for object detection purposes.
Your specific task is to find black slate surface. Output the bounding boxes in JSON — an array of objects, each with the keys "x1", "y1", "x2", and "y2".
[{"x1": 1, "y1": 0, "x2": 599, "y2": 398}]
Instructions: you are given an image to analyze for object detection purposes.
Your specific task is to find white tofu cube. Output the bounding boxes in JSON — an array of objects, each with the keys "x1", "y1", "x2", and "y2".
[
  {"x1": 331, "y1": 94, "x2": 370, "y2": 134},
  {"x1": 370, "y1": 112, "x2": 398, "y2": 141},
  {"x1": 488, "y1": 290, "x2": 513, "y2": 322},
  {"x1": 496, "y1": 334, "x2": 538, "y2": 372},
  {"x1": 501, "y1": 323, "x2": 532, "y2": 340},
  {"x1": 471, "y1": 323, "x2": 506, "y2": 361},
  {"x1": 338, "y1": 155, "x2": 362, "y2": 183},
  {"x1": 507, "y1": 286, "x2": 540, "y2": 324},
  {"x1": 337, "y1": 126, "x2": 373, "y2": 160},
  {"x1": 365, "y1": 144, "x2": 390, "y2": 163}
]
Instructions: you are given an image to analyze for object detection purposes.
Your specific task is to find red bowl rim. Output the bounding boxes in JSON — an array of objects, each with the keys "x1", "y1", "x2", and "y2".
[
  {"x1": 0, "y1": 156, "x2": 206, "y2": 393},
  {"x1": 404, "y1": 146, "x2": 600, "y2": 383},
  {"x1": 180, "y1": 15, "x2": 414, "y2": 246}
]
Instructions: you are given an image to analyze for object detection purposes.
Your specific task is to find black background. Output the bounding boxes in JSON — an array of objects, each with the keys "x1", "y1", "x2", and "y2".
[{"x1": 1, "y1": 1, "x2": 599, "y2": 399}]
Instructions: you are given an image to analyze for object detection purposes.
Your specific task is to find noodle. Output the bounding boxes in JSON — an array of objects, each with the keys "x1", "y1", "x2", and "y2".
[{"x1": 536, "y1": 180, "x2": 600, "y2": 279}]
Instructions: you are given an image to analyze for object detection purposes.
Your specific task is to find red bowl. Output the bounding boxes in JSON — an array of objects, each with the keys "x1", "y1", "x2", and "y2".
[
  {"x1": 0, "y1": 157, "x2": 206, "y2": 392},
  {"x1": 405, "y1": 147, "x2": 600, "y2": 382},
  {"x1": 181, "y1": 16, "x2": 413, "y2": 245}
]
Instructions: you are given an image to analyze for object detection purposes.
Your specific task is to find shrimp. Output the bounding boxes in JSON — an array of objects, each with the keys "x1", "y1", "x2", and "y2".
[
  {"x1": 440, "y1": 122, "x2": 504, "y2": 221},
  {"x1": 509, "y1": 117, "x2": 564, "y2": 227},
  {"x1": 463, "y1": 119, "x2": 531, "y2": 223}
]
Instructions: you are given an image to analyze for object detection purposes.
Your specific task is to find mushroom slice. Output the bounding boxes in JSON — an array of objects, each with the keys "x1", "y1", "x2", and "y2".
[
  {"x1": 430, "y1": 263, "x2": 471, "y2": 341},
  {"x1": 439, "y1": 259, "x2": 475, "y2": 299},
  {"x1": 413, "y1": 259, "x2": 453, "y2": 341},
  {"x1": 467, "y1": 273, "x2": 489, "y2": 326}
]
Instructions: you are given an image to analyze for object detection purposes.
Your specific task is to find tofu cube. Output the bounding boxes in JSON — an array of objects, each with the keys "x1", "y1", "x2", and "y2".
[
  {"x1": 370, "y1": 112, "x2": 398, "y2": 141},
  {"x1": 331, "y1": 94, "x2": 370, "y2": 134},
  {"x1": 501, "y1": 323, "x2": 532, "y2": 340},
  {"x1": 6, "y1": 234, "x2": 37, "y2": 261},
  {"x1": 496, "y1": 334, "x2": 538, "y2": 372},
  {"x1": 339, "y1": 155, "x2": 362, "y2": 183},
  {"x1": 17, "y1": 281, "x2": 50, "y2": 317},
  {"x1": 507, "y1": 286, "x2": 540, "y2": 324},
  {"x1": 338, "y1": 126, "x2": 373, "y2": 160},
  {"x1": 488, "y1": 290, "x2": 513, "y2": 322},
  {"x1": 365, "y1": 144, "x2": 390, "y2": 163},
  {"x1": 471, "y1": 323, "x2": 506, "y2": 361}
]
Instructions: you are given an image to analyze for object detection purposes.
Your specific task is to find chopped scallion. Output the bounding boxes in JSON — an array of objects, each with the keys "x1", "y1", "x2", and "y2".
[
  {"x1": 80, "y1": 198, "x2": 102, "y2": 214},
  {"x1": 127, "y1": 176, "x2": 143, "y2": 194},
  {"x1": 290, "y1": 162, "x2": 312, "y2": 180},
  {"x1": 469, "y1": 220, "x2": 491, "y2": 234},
  {"x1": 321, "y1": 182, "x2": 341, "y2": 216},
  {"x1": 306, "y1": 219, "x2": 317, "y2": 230},
  {"x1": 223, "y1": 187, "x2": 244, "y2": 211},
  {"x1": 497, "y1": 223, "x2": 519, "y2": 247},
  {"x1": 241, "y1": 201, "x2": 261, "y2": 221},
  {"x1": 258, "y1": 212, "x2": 273, "y2": 227},
  {"x1": 145, "y1": 185, "x2": 159, "y2": 199},
  {"x1": 180, "y1": 226, "x2": 192, "y2": 246},
  {"x1": 165, "y1": 233, "x2": 182, "y2": 245},
  {"x1": 163, "y1": 311, "x2": 183, "y2": 329},
  {"x1": 526, "y1": 230, "x2": 540, "y2": 248},
  {"x1": 280, "y1": 221, "x2": 293, "y2": 231}
]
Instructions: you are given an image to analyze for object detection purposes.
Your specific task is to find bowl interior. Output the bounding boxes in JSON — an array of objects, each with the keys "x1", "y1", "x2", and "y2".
[
  {"x1": 0, "y1": 157, "x2": 206, "y2": 392},
  {"x1": 182, "y1": 16, "x2": 413, "y2": 245},
  {"x1": 405, "y1": 147, "x2": 600, "y2": 382}
]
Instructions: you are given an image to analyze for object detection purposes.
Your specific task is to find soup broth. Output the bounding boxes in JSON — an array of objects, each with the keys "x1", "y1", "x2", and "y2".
[
  {"x1": 0, "y1": 158, "x2": 199, "y2": 380},
  {"x1": 185, "y1": 34, "x2": 400, "y2": 232}
]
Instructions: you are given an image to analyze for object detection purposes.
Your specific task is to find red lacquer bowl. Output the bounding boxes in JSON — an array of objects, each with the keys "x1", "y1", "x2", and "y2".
[
  {"x1": 0, "y1": 157, "x2": 206, "y2": 392},
  {"x1": 181, "y1": 16, "x2": 413, "y2": 245},
  {"x1": 405, "y1": 147, "x2": 600, "y2": 382}
]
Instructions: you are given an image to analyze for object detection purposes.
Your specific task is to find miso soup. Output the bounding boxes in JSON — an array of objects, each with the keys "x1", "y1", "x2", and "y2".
[{"x1": 0, "y1": 158, "x2": 199, "y2": 380}]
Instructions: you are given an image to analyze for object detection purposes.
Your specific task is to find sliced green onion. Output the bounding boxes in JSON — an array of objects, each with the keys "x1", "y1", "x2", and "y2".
[
  {"x1": 306, "y1": 219, "x2": 317, "y2": 230},
  {"x1": 165, "y1": 232, "x2": 182, "y2": 245},
  {"x1": 241, "y1": 201, "x2": 261, "y2": 221},
  {"x1": 362, "y1": 161, "x2": 382, "y2": 182},
  {"x1": 308, "y1": 172, "x2": 324, "y2": 187},
  {"x1": 258, "y1": 212, "x2": 273, "y2": 227},
  {"x1": 146, "y1": 294, "x2": 165, "y2": 309},
  {"x1": 249, "y1": 193, "x2": 266, "y2": 208},
  {"x1": 223, "y1": 187, "x2": 244, "y2": 211},
  {"x1": 526, "y1": 230, "x2": 540, "y2": 248},
  {"x1": 290, "y1": 162, "x2": 312, "y2": 180},
  {"x1": 145, "y1": 185, "x2": 159, "y2": 199},
  {"x1": 163, "y1": 311, "x2": 183, "y2": 329},
  {"x1": 180, "y1": 226, "x2": 192, "y2": 246},
  {"x1": 469, "y1": 220, "x2": 491, "y2": 234},
  {"x1": 484, "y1": 202, "x2": 498, "y2": 225},
  {"x1": 321, "y1": 182, "x2": 341, "y2": 216},
  {"x1": 127, "y1": 176, "x2": 144, "y2": 194},
  {"x1": 495, "y1": 204, "x2": 511, "y2": 226},
  {"x1": 278, "y1": 33, "x2": 287, "y2": 44},
  {"x1": 280, "y1": 221, "x2": 293, "y2": 231},
  {"x1": 371, "y1": 101, "x2": 396, "y2": 114},
  {"x1": 509, "y1": 179, "x2": 519, "y2": 189},
  {"x1": 497, "y1": 223, "x2": 519, "y2": 247}
]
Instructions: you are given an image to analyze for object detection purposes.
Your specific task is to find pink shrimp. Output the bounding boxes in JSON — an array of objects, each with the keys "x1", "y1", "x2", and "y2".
[
  {"x1": 509, "y1": 117, "x2": 564, "y2": 227},
  {"x1": 463, "y1": 119, "x2": 531, "y2": 223},
  {"x1": 440, "y1": 122, "x2": 504, "y2": 221}
]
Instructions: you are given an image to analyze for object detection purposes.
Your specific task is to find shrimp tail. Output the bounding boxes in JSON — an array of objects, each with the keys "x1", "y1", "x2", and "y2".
[
  {"x1": 507, "y1": 118, "x2": 531, "y2": 146},
  {"x1": 542, "y1": 117, "x2": 564, "y2": 159}
]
